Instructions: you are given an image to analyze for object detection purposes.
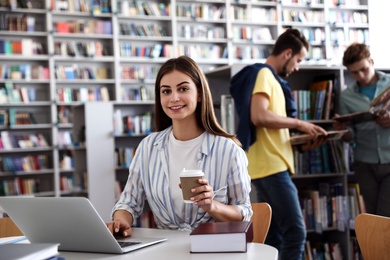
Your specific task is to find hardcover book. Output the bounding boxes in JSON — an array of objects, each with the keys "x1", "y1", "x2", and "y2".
[
  {"x1": 334, "y1": 85, "x2": 390, "y2": 124},
  {"x1": 190, "y1": 221, "x2": 253, "y2": 253},
  {"x1": 0, "y1": 243, "x2": 59, "y2": 260}
]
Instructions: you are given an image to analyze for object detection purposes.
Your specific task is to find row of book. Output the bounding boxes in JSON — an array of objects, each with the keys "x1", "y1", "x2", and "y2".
[
  {"x1": 1, "y1": 178, "x2": 40, "y2": 196},
  {"x1": 0, "y1": 109, "x2": 37, "y2": 126},
  {"x1": 0, "y1": 39, "x2": 44, "y2": 55},
  {"x1": 55, "y1": 65, "x2": 110, "y2": 80},
  {"x1": 119, "y1": 23, "x2": 167, "y2": 37},
  {"x1": 0, "y1": 65, "x2": 49, "y2": 80},
  {"x1": 113, "y1": 110, "x2": 152, "y2": 136},
  {"x1": 0, "y1": 0, "x2": 33, "y2": 9},
  {"x1": 332, "y1": 0, "x2": 362, "y2": 5},
  {"x1": 283, "y1": 10, "x2": 325, "y2": 23},
  {"x1": 300, "y1": 28, "x2": 325, "y2": 44},
  {"x1": 0, "y1": 154, "x2": 50, "y2": 172},
  {"x1": 120, "y1": 86, "x2": 154, "y2": 102},
  {"x1": 177, "y1": 24, "x2": 226, "y2": 39},
  {"x1": 59, "y1": 175, "x2": 76, "y2": 191},
  {"x1": 121, "y1": 65, "x2": 159, "y2": 80},
  {"x1": 176, "y1": 3, "x2": 226, "y2": 20},
  {"x1": 232, "y1": 26, "x2": 273, "y2": 41},
  {"x1": 115, "y1": 147, "x2": 134, "y2": 169},
  {"x1": 233, "y1": 46, "x2": 272, "y2": 60},
  {"x1": 0, "y1": 131, "x2": 49, "y2": 150},
  {"x1": 282, "y1": 0, "x2": 322, "y2": 4},
  {"x1": 348, "y1": 183, "x2": 366, "y2": 221},
  {"x1": 55, "y1": 20, "x2": 112, "y2": 35},
  {"x1": 57, "y1": 131, "x2": 73, "y2": 147},
  {"x1": 329, "y1": 11, "x2": 368, "y2": 24},
  {"x1": 231, "y1": 6, "x2": 277, "y2": 22},
  {"x1": 119, "y1": 43, "x2": 172, "y2": 59},
  {"x1": 293, "y1": 79, "x2": 334, "y2": 120},
  {"x1": 301, "y1": 184, "x2": 366, "y2": 238},
  {"x1": 330, "y1": 28, "x2": 369, "y2": 45},
  {"x1": 119, "y1": 1, "x2": 169, "y2": 17},
  {"x1": 300, "y1": 183, "x2": 346, "y2": 232},
  {"x1": 56, "y1": 86, "x2": 111, "y2": 102},
  {"x1": 0, "y1": 82, "x2": 37, "y2": 103},
  {"x1": 304, "y1": 241, "x2": 343, "y2": 260},
  {"x1": 54, "y1": 41, "x2": 109, "y2": 57},
  {"x1": 57, "y1": 106, "x2": 72, "y2": 124},
  {"x1": 296, "y1": 140, "x2": 353, "y2": 175},
  {"x1": 178, "y1": 45, "x2": 226, "y2": 60},
  {"x1": 1, "y1": 14, "x2": 36, "y2": 32},
  {"x1": 52, "y1": 0, "x2": 111, "y2": 14}
]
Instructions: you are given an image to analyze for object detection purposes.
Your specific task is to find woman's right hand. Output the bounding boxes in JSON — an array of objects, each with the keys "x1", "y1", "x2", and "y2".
[{"x1": 106, "y1": 210, "x2": 133, "y2": 237}]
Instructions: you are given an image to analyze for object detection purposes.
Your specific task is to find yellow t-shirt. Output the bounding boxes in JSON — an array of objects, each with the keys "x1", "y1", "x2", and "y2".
[{"x1": 246, "y1": 68, "x2": 294, "y2": 179}]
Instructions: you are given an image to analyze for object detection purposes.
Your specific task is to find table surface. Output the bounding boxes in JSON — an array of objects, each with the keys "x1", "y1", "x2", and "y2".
[{"x1": 58, "y1": 228, "x2": 278, "y2": 260}]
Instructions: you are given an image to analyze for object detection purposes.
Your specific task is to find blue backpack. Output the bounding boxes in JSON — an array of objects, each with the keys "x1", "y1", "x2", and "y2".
[{"x1": 229, "y1": 63, "x2": 297, "y2": 151}]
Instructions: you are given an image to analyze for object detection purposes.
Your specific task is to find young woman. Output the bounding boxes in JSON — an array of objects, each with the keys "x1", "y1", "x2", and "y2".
[{"x1": 106, "y1": 56, "x2": 252, "y2": 237}]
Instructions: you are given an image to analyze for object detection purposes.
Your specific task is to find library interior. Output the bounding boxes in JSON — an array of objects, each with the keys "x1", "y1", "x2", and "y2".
[{"x1": 0, "y1": 0, "x2": 389, "y2": 260}]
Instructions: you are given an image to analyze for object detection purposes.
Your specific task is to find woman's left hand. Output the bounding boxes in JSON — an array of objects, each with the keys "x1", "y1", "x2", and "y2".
[{"x1": 191, "y1": 178, "x2": 215, "y2": 212}]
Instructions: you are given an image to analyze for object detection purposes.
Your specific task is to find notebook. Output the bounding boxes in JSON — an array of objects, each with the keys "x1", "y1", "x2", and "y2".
[{"x1": 0, "y1": 197, "x2": 167, "y2": 254}]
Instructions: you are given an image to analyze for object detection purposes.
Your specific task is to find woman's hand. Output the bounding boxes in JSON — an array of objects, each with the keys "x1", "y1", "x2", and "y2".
[
  {"x1": 190, "y1": 178, "x2": 215, "y2": 212},
  {"x1": 106, "y1": 210, "x2": 133, "y2": 237}
]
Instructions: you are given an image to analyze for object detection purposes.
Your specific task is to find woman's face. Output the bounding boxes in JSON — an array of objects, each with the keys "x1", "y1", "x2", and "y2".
[{"x1": 159, "y1": 70, "x2": 200, "y2": 124}]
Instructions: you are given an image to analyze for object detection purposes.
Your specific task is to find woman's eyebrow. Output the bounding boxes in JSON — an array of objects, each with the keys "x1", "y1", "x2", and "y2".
[{"x1": 160, "y1": 81, "x2": 189, "y2": 88}]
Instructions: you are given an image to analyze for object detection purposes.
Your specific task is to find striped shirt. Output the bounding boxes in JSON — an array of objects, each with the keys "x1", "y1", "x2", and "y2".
[{"x1": 112, "y1": 127, "x2": 253, "y2": 231}]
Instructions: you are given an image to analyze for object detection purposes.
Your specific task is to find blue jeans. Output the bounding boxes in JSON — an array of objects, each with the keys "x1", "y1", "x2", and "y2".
[{"x1": 252, "y1": 170, "x2": 306, "y2": 260}]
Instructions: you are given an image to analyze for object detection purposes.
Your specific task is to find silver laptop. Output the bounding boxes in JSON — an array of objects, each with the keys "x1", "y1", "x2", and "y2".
[{"x1": 0, "y1": 197, "x2": 167, "y2": 254}]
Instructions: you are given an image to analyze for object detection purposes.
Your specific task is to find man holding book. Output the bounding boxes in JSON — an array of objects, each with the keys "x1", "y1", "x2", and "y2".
[
  {"x1": 233, "y1": 29, "x2": 327, "y2": 260},
  {"x1": 334, "y1": 43, "x2": 390, "y2": 217}
]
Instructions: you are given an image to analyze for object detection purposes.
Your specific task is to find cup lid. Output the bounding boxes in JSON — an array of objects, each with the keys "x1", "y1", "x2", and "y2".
[{"x1": 179, "y1": 168, "x2": 204, "y2": 177}]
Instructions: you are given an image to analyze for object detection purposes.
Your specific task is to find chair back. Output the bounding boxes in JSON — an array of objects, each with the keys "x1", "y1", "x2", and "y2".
[
  {"x1": 251, "y1": 202, "x2": 272, "y2": 243},
  {"x1": 0, "y1": 217, "x2": 23, "y2": 237},
  {"x1": 354, "y1": 213, "x2": 390, "y2": 260}
]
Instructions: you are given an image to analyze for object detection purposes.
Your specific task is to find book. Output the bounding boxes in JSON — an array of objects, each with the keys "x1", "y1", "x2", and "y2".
[
  {"x1": 334, "y1": 85, "x2": 390, "y2": 124},
  {"x1": 0, "y1": 243, "x2": 59, "y2": 260},
  {"x1": 290, "y1": 130, "x2": 349, "y2": 146},
  {"x1": 0, "y1": 236, "x2": 27, "y2": 245},
  {"x1": 189, "y1": 221, "x2": 253, "y2": 253}
]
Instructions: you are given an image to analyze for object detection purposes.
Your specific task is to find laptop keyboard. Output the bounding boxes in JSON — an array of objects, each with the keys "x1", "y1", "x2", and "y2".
[{"x1": 118, "y1": 241, "x2": 141, "y2": 248}]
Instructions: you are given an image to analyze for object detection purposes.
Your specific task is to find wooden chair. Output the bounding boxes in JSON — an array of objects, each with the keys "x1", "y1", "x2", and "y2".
[
  {"x1": 251, "y1": 202, "x2": 272, "y2": 243},
  {"x1": 0, "y1": 217, "x2": 23, "y2": 238},
  {"x1": 354, "y1": 213, "x2": 390, "y2": 260}
]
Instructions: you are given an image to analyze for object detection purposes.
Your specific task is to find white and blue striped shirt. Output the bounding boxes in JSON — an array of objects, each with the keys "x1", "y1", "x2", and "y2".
[{"x1": 112, "y1": 127, "x2": 253, "y2": 231}]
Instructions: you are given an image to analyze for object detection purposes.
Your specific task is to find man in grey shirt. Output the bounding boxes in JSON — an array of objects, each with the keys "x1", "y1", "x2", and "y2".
[{"x1": 334, "y1": 43, "x2": 390, "y2": 217}]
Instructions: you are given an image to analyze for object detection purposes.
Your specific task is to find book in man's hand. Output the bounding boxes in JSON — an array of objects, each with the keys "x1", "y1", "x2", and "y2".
[
  {"x1": 290, "y1": 130, "x2": 349, "y2": 146},
  {"x1": 0, "y1": 243, "x2": 59, "y2": 260},
  {"x1": 190, "y1": 221, "x2": 253, "y2": 253},
  {"x1": 333, "y1": 85, "x2": 390, "y2": 124}
]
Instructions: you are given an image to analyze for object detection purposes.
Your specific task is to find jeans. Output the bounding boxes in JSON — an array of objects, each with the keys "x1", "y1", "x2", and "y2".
[{"x1": 252, "y1": 170, "x2": 306, "y2": 260}]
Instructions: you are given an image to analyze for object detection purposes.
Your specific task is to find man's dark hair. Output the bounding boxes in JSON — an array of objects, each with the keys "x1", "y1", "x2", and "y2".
[{"x1": 271, "y1": 28, "x2": 309, "y2": 56}]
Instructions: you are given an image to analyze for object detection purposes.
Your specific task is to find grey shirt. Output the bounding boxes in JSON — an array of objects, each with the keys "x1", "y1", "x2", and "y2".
[{"x1": 339, "y1": 71, "x2": 390, "y2": 164}]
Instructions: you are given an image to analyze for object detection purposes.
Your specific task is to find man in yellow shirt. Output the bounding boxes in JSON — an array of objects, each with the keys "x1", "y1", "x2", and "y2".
[{"x1": 247, "y1": 29, "x2": 326, "y2": 259}]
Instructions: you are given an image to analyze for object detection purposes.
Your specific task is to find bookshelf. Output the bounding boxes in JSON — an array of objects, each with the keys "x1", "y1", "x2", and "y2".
[{"x1": 0, "y1": 0, "x2": 373, "y2": 231}]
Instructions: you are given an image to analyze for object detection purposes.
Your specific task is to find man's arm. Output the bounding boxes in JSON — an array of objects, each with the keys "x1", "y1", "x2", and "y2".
[{"x1": 250, "y1": 93, "x2": 327, "y2": 136}]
